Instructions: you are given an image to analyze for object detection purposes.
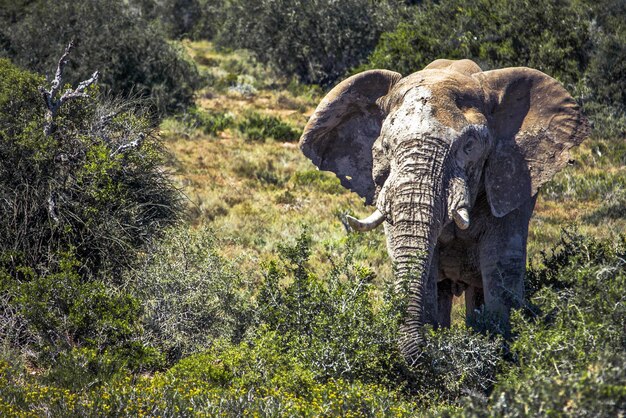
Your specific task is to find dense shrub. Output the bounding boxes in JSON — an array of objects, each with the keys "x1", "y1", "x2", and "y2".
[
  {"x1": 135, "y1": 0, "x2": 226, "y2": 40},
  {"x1": 177, "y1": 107, "x2": 234, "y2": 136},
  {"x1": 0, "y1": 0, "x2": 200, "y2": 117},
  {"x1": 581, "y1": 0, "x2": 626, "y2": 138},
  {"x1": 0, "y1": 59, "x2": 181, "y2": 276},
  {"x1": 0, "y1": 349, "x2": 420, "y2": 416},
  {"x1": 0, "y1": 252, "x2": 155, "y2": 370},
  {"x1": 237, "y1": 111, "x2": 299, "y2": 142},
  {"x1": 257, "y1": 232, "x2": 405, "y2": 384},
  {"x1": 131, "y1": 227, "x2": 254, "y2": 363},
  {"x1": 368, "y1": 0, "x2": 590, "y2": 89},
  {"x1": 215, "y1": 0, "x2": 401, "y2": 85},
  {"x1": 0, "y1": 59, "x2": 180, "y2": 368},
  {"x1": 412, "y1": 325, "x2": 502, "y2": 403}
]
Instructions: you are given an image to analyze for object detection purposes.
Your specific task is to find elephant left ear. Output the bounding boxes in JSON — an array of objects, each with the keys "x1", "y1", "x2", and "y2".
[{"x1": 475, "y1": 68, "x2": 590, "y2": 217}]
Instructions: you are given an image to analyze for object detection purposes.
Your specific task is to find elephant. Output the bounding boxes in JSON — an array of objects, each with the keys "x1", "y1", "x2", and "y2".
[{"x1": 299, "y1": 59, "x2": 589, "y2": 365}]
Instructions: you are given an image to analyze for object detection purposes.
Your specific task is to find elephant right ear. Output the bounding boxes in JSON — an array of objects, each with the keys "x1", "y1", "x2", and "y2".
[{"x1": 299, "y1": 70, "x2": 402, "y2": 205}]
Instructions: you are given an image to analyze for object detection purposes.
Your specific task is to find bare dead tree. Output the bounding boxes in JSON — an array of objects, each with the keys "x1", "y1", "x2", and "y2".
[
  {"x1": 39, "y1": 41, "x2": 99, "y2": 136},
  {"x1": 37, "y1": 42, "x2": 99, "y2": 222}
]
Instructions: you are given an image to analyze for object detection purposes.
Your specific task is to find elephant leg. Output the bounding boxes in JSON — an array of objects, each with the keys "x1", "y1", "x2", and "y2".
[
  {"x1": 465, "y1": 285, "x2": 484, "y2": 323},
  {"x1": 478, "y1": 196, "x2": 536, "y2": 336},
  {"x1": 437, "y1": 279, "x2": 453, "y2": 327}
]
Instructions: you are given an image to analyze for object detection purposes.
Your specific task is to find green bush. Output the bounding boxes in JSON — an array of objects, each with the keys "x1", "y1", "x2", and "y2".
[
  {"x1": 0, "y1": 0, "x2": 200, "y2": 117},
  {"x1": 257, "y1": 232, "x2": 405, "y2": 385},
  {"x1": 131, "y1": 227, "x2": 254, "y2": 364},
  {"x1": 136, "y1": 0, "x2": 226, "y2": 40},
  {"x1": 0, "y1": 350, "x2": 420, "y2": 416},
  {"x1": 237, "y1": 111, "x2": 299, "y2": 142},
  {"x1": 0, "y1": 59, "x2": 180, "y2": 369},
  {"x1": 581, "y1": 0, "x2": 626, "y2": 138},
  {"x1": 215, "y1": 0, "x2": 401, "y2": 85},
  {"x1": 176, "y1": 107, "x2": 233, "y2": 136},
  {"x1": 0, "y1": 59, "x2": 181, "y2": 276},
  {"x1": 412, "y1": 325, "x2": 502, "y2": 403},
  {"x1": 368, "y1": 0, "x2": 590, "y2": 89}
]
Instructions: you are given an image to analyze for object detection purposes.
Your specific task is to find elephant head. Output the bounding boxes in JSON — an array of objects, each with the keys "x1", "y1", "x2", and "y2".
[{"x1": 299, "y1": 59, "x2": 588, "y2": 364}]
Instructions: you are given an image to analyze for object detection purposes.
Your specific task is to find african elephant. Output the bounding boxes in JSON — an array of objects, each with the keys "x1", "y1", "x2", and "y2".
[{"x1": 299, "y1": 59, "x2": 588, "y2": 365}]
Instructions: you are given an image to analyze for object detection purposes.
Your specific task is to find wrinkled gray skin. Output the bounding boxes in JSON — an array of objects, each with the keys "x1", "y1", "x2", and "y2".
[{"x1": 299, "y1": 59, "x2": 588, "y2": 365}]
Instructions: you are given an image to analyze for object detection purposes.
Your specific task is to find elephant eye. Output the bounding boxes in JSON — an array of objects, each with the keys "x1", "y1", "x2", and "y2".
[{"x1": 463, "y1": 138, "x2": 475, "y2": 155}]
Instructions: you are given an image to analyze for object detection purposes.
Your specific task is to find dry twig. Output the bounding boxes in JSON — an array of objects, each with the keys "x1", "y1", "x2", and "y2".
[{"x1": 39, "y1": 41, "x2": 99, "y2": 136}]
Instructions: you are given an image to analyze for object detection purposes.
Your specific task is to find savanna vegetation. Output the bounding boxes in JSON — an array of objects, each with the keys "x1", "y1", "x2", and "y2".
[{"x1": 0, "y1": 0, "x2": 624, "y2": 416}]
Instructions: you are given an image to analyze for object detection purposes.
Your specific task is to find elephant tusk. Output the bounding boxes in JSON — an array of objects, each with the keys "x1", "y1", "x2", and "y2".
[
  {"x1": 345, "y1": 209, "x2": 386, "y2": 232},
  {"x1": 453, "y1": 207, "x2": 470, "y2": 230}
]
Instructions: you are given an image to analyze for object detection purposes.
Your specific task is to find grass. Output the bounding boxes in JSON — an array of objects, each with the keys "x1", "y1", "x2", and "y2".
[
  {"x1": 163, "y1": 41, "x2": 392, "y2": 280},
  {"x1": 528, "y1": 140, "x2": 626, "y2": 261}
]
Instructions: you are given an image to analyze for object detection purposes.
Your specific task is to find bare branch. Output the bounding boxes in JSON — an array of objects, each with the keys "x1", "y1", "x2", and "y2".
[
  {"x1": 48, "y1": 193, "x2": 59, "y2": 224},
  {"x1": 58, "y1": 70, "x2": 99, "y2": 105},
  {"x1": 50, "y1": 41, "x2": 74, "y2": 100},
  {"x1": 111, "y1": 133, "x2": 146, "y2": 156},
  {"x1": 40, "y1": 42, "x2": 99, "y2": 136}
]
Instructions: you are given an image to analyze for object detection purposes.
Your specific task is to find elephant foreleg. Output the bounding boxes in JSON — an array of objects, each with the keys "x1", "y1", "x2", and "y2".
[
  {"x1": 478, "y1": 197, "x2": 535, "y2": 336},
  {"x1": 465, "y1": 285, "x2": 484, "y2": 323}
]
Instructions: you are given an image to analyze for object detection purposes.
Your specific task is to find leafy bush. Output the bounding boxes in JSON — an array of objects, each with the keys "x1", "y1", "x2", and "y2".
[
  {"x1": 237, "y1": 111, "x2": 299, "y2": 142},
  {"x1": 0, "y1": 0, "x2": 200, "y2": 117},
  {"x1": 0, "y1": 59, "x2": 180, "y2": 368},
  {"x1": 215, "y1": 0, "x2": 400, "y2": 85},
  {"x1": 412, "y1": 325, "x2": 502, "y2": 403},
  {"x1": 176, "y1": 107, "x2": 233, "y2": 136},
  {"x1": 131, "y1": 227, "x2": 254, "y2": 363},
  {"x1": 0, "y1": 350, "x2": 420, "y2": 416},
  {"x1": 0, "y1": 252, "x2": 154, "y2": 368},
  {"x1": 368, "y1": 0, "x2": 590, "y2": 89},
  {"x1": 0, "y1": 59, "x2": 181, "y2": 277},
  {"x1": 136, "y1": 0, "x2": 226, "y2": 40},
  {"x1": 257, "y1": 232, "x2": 405, "y2": 385},
  {"x1": 581, "y1": 0, "x2": 626, "y2": 138}
]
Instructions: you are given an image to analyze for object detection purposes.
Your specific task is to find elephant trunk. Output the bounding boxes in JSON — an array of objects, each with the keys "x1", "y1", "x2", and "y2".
[{"x1": 386, "y1": 147, "x2": 446, "y2": 365}]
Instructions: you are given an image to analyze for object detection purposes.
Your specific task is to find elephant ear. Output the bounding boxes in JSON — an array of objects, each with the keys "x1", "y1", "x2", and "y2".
[
  {"x1": 475, "y1": 68, "x2": 589, "y2": 217},
  {"x1": 299, "y1": 70, "x2": 402, "y2": 204}
]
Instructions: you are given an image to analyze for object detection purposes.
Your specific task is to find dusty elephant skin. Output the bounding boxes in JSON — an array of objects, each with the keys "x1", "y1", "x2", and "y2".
[{"x1": 299, "y1": 59, "x2": 589, "y2": 365}]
